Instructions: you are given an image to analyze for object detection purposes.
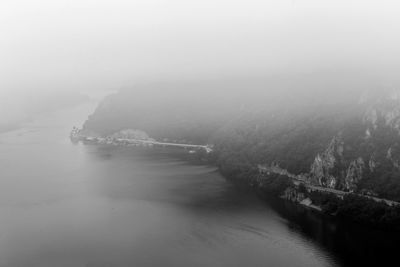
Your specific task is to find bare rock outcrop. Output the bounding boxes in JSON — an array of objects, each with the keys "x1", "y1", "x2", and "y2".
[
  {"x1": 310, "y1": 135, "x2": 344, "y2": 188},
  {"x1": 345, "y1": 157, "x2": 365, "y2": 191}
]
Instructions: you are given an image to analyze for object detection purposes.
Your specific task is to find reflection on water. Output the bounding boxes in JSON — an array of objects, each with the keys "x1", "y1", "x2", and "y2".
[{"x1": 0, "y1": 104, "x2": 397, "y2": 267}]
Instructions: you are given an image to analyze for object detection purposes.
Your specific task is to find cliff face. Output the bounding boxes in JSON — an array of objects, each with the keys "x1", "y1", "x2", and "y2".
[
  {"x1": 302, "y1": 89, "x2": 400, "y2": 194},
  {"x1": 345, "y1": 158, "x2": 365, "y2": 191},
  {"x1": 310, "y1": 135, "x2": 344, "y2": 188},
  {"x1": 308, "y1": 135, "x2": 365, "y2": 191}
]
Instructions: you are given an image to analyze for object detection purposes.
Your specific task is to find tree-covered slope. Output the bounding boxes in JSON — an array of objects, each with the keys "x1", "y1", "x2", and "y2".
[
  {"x1": 81, "y1": 75, "x2": 400, "y2": 200},
  {"x1": 214, "y1": 90, "x2": 400, "y2": 200}
]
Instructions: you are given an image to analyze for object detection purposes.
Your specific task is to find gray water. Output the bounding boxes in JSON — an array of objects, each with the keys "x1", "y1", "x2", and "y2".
[{"x1": 0, "y1": 104, "x2": 338, "y2": 267}]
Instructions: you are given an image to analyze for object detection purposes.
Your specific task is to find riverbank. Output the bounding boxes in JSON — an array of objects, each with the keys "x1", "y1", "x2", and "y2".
[
  {"x1": 251, "y1": 171, "x2": 400, "y2": 231},
  {"x1": 5, "y1": 110, "x2": 347, "y2": 267},
  {"x1": 70, "y1": 129, "x2": 214, "y2": 153},
  {"x1": 71, "y1": 130, "x2": 400, "y2": 231}
]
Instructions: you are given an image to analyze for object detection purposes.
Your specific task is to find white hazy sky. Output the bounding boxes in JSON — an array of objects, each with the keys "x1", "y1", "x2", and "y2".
[{"x1": 0, "y1": 0, "x2": 400, "y2": 96}]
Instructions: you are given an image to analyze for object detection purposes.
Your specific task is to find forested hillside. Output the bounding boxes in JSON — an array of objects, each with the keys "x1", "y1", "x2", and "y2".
[{"x1": 81, "y1": 74, "x2": 400, "y2": 201}]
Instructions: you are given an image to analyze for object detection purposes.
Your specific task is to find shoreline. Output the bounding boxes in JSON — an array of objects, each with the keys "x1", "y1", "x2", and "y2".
[{"x1": 70, "y1": 131, "x2": 400, "y2": 231}]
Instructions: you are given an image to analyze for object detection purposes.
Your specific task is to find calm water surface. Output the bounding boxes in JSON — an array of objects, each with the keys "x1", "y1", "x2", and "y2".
[{"x1": 0, "y1": 104, "x2": 397, "y2": 267}]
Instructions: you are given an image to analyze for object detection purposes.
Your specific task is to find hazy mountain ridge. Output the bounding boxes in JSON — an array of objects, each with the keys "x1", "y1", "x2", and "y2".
[{"x1": 81, "y1": 79, "x2": 400, "y2": 200}]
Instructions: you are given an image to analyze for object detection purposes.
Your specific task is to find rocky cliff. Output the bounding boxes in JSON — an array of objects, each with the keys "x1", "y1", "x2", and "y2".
[
  {"x1": 310, "y1": 135, "x2": 344, "y2": 188},
  {"x1": 215, "y1": 88, "x2": 400, "y2": 200},
  {"x1": 291, "y1": 89, "x2": 400, "y2": 195}
]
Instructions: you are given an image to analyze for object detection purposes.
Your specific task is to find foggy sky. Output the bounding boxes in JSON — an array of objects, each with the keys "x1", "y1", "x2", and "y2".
[
  {"x1": 1, "y1": 0, "x2": 400, "y2": 124},
  {"x1": 1, "y1": 0, "x2": 400, "y2": 94}
]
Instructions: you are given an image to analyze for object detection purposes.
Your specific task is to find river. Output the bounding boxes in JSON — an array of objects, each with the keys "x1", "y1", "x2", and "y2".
[{"x1": 0, "y1": 103, "x2": 398, "y2": 267}]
